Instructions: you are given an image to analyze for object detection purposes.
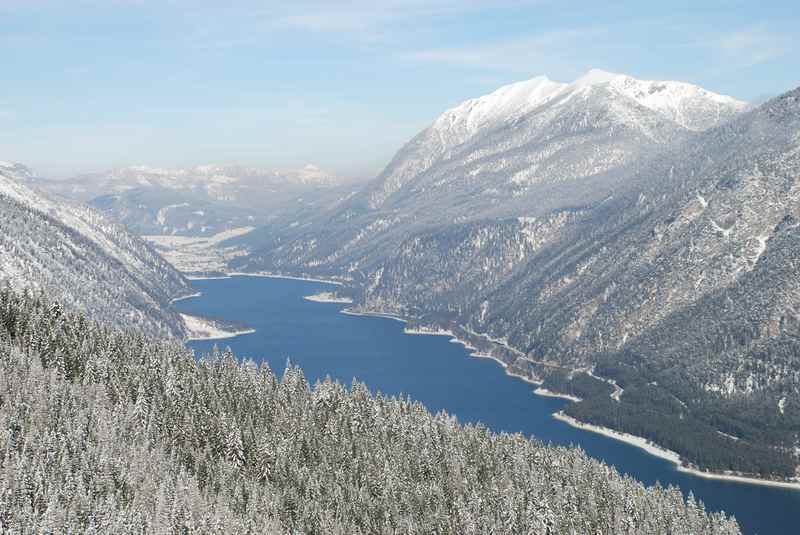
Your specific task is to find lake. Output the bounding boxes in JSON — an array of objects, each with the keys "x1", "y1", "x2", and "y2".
[{"x1": 176, "y1": 275, "x2": 799, "y2": 535}]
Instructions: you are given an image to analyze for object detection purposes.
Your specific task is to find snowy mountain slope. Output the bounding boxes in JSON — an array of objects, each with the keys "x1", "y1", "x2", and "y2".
[
  {"x1": 573, "y1": 69, "x2": 745, "y2": 130},
  {"x1": 0, "y1": 164, "x2": 192, "y2": 338},
  {"x1": 363, "y1": 68, "x2": 745, "y2": 210},
  {"x1": 232, "y1": 69, "x2": 746, "y2": 278},
  {"x1": 477, "y1": 87, "x2": 800, "y2": 368},
  {"x1": 359, "y1": 87, "x2": 800, "y2": 478},
  {"x1": 223, "y1": 76, "x2": 800, "y2": 479}
]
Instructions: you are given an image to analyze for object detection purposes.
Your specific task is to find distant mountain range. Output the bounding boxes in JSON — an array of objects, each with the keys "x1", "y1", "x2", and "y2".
[
  {"x1": 226, "y1": 71, "x2": 800, "y2": 480},
  {"x1": 0, "y1": 161, "x2": 192, "y2": 338},
  {"x1": 31, "y1": 163, "x2": 356, "y2": 237}
]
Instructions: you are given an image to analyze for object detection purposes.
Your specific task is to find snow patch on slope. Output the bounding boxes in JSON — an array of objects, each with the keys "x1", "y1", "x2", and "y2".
[
  {"x1": 432, "y1": 69, "x2": 745, "y2": 142},
  {"x1": 432, "y1": 75, "x2": 567, "y2": 141},
  {"x1": 573, "y1": 69, "x2": 747, "y2": 131}
]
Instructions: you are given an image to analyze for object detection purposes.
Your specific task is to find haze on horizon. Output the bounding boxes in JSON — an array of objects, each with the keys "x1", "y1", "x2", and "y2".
[{"x1": 1, "y1": 0, "x2": 799, "y2": 180}]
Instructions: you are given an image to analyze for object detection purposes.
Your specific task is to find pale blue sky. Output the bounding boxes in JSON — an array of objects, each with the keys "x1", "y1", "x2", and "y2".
[{"x1": 2, "y1": 0, "x2": 798, "y2": 179}]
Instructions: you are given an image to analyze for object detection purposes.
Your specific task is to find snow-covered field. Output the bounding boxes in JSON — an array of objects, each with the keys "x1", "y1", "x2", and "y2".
[
  {"x1": 303, "y1": 291, "x2": 353, "y2": 304},
  {"x1": 181, "y1": 313, "x2": 255, "y2": 341},
  {"x1": 534, "y1": 387, "x2": 582, "y2": 402},
  {"x1": 145, "y1": 227, "x2": 253, "y2": 273}
]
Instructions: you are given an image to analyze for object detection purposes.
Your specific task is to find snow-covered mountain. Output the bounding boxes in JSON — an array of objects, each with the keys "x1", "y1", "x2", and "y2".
[
  {"x1": 365, "y1": 69, "x2": 745, "y2": 210},
  {"x1": 32, "y1": 163, "x2": 351, "y2": 237},
  {"x1": 0, "y1": 161, "x2": 35, "y2": 180},
  {"x1": 234, "y1": 69, "x2": 747, "y2": 276},
  {"x1": 0, "y1": 163, "x2": 192, "y2": 337},
  {"x1": 224, "y1": 74, "x2": 800, "y2": 479}
]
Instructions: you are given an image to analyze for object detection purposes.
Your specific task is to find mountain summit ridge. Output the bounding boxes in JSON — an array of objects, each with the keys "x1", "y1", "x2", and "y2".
[
  {"x1": 364, "y1": 69, "x2": 746, "y2": 210},
  {"x1": 433, "y1": 68, "x2": 746, "y2": 139},
  {"x1": 229, "y1": 81, "x2": 800, "y2": 480}
]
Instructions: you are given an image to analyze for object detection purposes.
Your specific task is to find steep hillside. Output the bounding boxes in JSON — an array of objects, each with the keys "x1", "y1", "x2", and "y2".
[
  {"x1": 0, "y1": 289, "x2": 741, "y2": 534},
  {"x1": 224, "y1": 77, "x2": 800, "y2": 479},
  {"x1": 231, "y1": 70, "x2": 745, "y2": 277},
  {"x1": 0, "y1": 163, "x2": 191, "y2": 337},
  {"x1": 363, "y1": 69, "x2": 744, "y2": 211},
  {"x1": 361, "y1": 88, "x2": 800, "y2": 479}
]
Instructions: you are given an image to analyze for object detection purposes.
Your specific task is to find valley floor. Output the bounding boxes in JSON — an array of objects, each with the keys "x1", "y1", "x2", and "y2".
[{"x1": 144, "y1": 227, "x2": 254, "y2": 274}]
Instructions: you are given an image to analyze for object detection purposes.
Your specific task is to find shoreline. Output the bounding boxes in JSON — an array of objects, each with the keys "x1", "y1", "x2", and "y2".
[
  {"x1": 184, "y1": 271, "x2": 346, "y2": 286},
  {"x1": 553, "y1": 411, "x2": 800, "y2": 491},
  {"x1": 180, "y1": 313, "x2": 257, "y2": 343},
  {"x1": 553, "y1": 411, "x2": 682, "y2": 465},
  {"x1": 403, "y1": 327, "x2": 454, "y2": 337},
  {"x1": 228, "y1": 271, "x2": 345, "y2": 286},
  {"x1": 534, "y1": 387, "x2": 582, "y2": 402},
  {"x1": 336, "y1": 308, "x2": 536, "y2": 383},
  {"x1": 461, "y1": 326, "x2": 526, "y2": 358},
  {"x1": 304, "y1": 292, "x2": 353, "y2": 304},
  {"x1": 180, "y1": 275, "x2": 800, "y2": 492},
  {"x1": 170, "y1": 291, "x2": 202, "y2": 304},
  {"x1": 471, "y1": 351, "x2": 544, "y2": 387},
  {"x1": 185, "y1": 328, "x2": 257, "y2": 342},
  {"x1": 332, "y1": 305, "x2": 800, "y2": 491},
  {"x1": 341, "y1": 307, "x2": 408, "y2": 323}
]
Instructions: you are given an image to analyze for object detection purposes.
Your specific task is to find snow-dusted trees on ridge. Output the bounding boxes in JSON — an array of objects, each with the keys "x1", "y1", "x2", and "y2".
[{"x1": 0, "y1": 290, "x2": 740, "y2": 534}]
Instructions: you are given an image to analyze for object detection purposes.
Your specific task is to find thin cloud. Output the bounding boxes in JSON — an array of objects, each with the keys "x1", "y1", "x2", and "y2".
[
  {"x1": 406, "y1": 27, "x2": 609, "y2": 77},
  {"x1": 692, "y1": 24, "x2": 790, "y2": 70},
  {"x1": 277, "y1": 0, "x2": 537, "y2": 40},
  {"x1": 715, "y1": 26, "x2": 787, "y2": 66}
]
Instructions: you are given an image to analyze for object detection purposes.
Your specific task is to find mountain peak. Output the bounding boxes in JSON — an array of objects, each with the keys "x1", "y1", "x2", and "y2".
[
  {"x1": 572, "y1": 68, "x2": 625, "y2": 88},
  {"x1": 430, "y1": 74, "x2": 566, "y2": 140},
  {"x1": 0, "y1": 161, "x2": 35, "y2": 181}
]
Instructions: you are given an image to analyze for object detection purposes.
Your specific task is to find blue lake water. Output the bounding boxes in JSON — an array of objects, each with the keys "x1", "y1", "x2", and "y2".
[{"x1": 176, "y1": 275, "x2": 799, "y2": 535}]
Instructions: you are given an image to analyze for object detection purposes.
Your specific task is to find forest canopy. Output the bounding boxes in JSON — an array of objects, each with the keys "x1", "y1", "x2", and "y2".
[{"x1": 0, "y1": 289, "x2": 740, "y2": 534}]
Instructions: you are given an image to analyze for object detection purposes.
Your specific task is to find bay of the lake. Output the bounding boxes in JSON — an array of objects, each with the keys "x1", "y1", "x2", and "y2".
[{"x1": 176, "y1": 275, "x2": 799, "y2": 535}]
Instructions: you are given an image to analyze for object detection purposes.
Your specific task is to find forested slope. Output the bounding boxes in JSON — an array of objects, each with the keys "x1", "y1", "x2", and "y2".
[
  {"x1": 227, "y1": 81, "x2": 800, "y2": 479},
  {"x1": 0, "y1": 290, "x2": 740, "y2": 534},
  {"x1": 0, "y1": 164, "x2": 191, "y2": 338}
]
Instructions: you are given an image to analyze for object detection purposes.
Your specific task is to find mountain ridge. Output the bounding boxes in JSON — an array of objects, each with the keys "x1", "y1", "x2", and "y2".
[
  {"x1": 0, "y1": 164, "x2": 192, "y2": 338},
  {"x1": 30, "y1": 162, "x2": 355, "y2": 237},
  {"x1": 227, "y1": 78, "x2": 800, "y2": 479},
  {"x1": 364, "y1": 68, "x2": 746, "y2": 209}
]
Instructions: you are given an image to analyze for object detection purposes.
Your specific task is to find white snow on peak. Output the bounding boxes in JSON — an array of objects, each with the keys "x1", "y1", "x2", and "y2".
[
  {"x1": 433, "y1": 75, "x2": 567, "y2": 138},
  {"x1": 572, "y1": 68, "x2": 624, "y2": 88},
  {"x1": 570, "y1": 69, "x2": 747, "y2": 130},
  {"x1": 430, "y1": 68, "x2": 746, "y2": 140},
  {"x1": 126, "y1": 165, "x2": 174, "y2": 175},
  {"x1": 0, "y1": 161, "x2": 15, "y2": 168},
  {"x1": 282, "y1": 163, "x2": 336, "y2": 185}
]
